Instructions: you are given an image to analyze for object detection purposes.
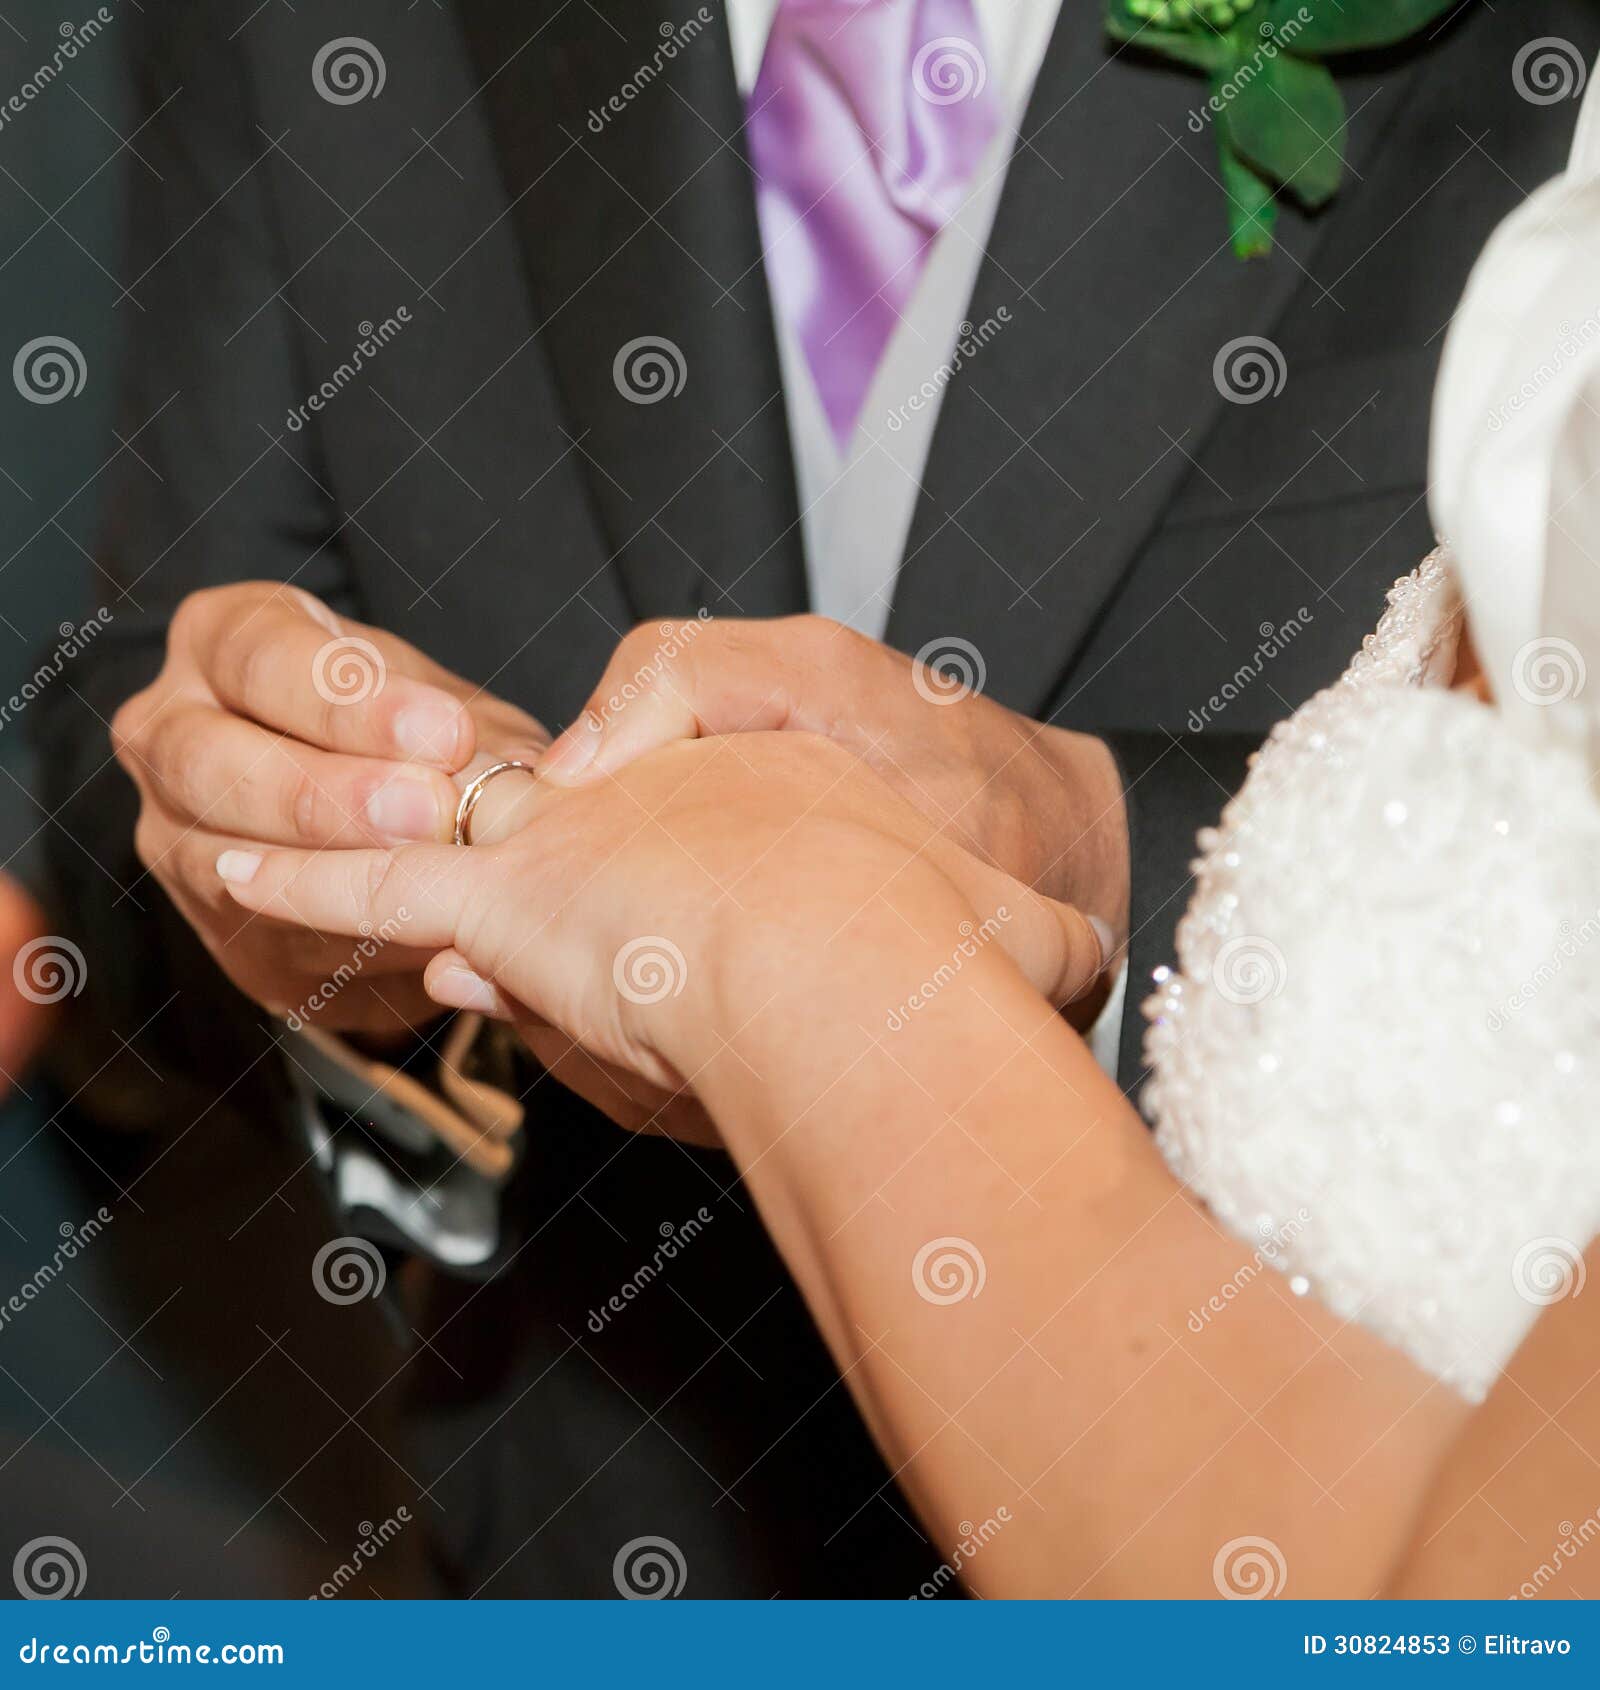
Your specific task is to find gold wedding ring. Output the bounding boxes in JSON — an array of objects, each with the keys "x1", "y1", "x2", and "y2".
[{"x1": 453, "y1": 760, "x2": 535, "y2": 846}]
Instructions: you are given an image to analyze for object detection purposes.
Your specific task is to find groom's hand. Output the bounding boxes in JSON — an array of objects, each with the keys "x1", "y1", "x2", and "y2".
[
  {"x1": 111, "y1": 581, "x2": 546, "y2": 1036},
  {"x1": 539, "y1": 616, "x2": 1129, "y2": 948}
]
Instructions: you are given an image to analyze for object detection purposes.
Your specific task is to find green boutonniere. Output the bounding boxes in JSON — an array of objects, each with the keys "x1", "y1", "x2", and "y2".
[{"x1": 1106, "y1": 0, "x2": 1460, "y2": 257}]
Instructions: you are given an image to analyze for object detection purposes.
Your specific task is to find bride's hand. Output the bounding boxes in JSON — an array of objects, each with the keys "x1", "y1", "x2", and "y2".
[{"x1": 212, "y1": 734, "x2": 1109, "y2": 1121}]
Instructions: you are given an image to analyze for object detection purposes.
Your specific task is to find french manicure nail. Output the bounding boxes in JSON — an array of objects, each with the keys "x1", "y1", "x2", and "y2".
[
  {"x1": 366, "y1": 777, "x2": 444, "y2": 842},
  {"x1": 429, "y1": 966, "x2": 501, "y2": 1015},
  {"x1": 394, "y1": 697, "x2": 465, "y2": 764},
  {"x1": 216, "y1": 850, "x2": 262, "y2": 885}
]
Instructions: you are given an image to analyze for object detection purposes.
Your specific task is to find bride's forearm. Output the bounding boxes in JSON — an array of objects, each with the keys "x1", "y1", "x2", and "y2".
[{"x1": 669, "y1": 847, "x2": 1470, "y2": 1597}]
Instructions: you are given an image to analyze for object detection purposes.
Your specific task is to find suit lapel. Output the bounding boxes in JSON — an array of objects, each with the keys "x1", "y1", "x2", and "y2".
[
  {"x1": 453, "y1": 0, "x2": 807, "y2": 624},
  {"x1": 886, "y1": 23, "x2": 1415, "y2": 717}
]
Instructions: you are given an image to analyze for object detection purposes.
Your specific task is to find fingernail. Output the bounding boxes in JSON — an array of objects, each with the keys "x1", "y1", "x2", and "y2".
[
  {"x1": 1088, "y1": 915, "x2": 1116, "y2": 969},
  {"x1": 366, "y1": 776, "x2": 444, "y2": 842},
  {"x1": 216, "y1": 850, "x2": 262, "y2": 885},
  {"x1": 428, "y1": 966, "x2": 501, "y2": 1015},
  {"x1": 539, "y1": 716, "x2": 602, "y2": 784},
  {"x1": 394, "y1": 696, "x2": 466, "y2": 765}
]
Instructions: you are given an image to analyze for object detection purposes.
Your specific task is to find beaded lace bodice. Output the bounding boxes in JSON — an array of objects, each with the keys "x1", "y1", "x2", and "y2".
[{"x1": 1143, "y1": 551, "x2": 1600, "y2": 1400}]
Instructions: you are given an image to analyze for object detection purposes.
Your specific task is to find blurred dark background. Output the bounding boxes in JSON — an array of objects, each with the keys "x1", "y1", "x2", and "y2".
[{"x1": 0, "y1": 2, "x2": 426, "y2": 1598}]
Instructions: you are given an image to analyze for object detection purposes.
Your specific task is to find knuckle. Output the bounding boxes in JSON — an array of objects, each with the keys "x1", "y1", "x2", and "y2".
[{"x1": 285, "y1": 767, "x2": 324, "y2": 844}]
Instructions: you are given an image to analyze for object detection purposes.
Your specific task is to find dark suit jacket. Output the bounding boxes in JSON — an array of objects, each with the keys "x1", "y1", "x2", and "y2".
[{"x1": 34, "y1": 0, "x2": 1597, "y2": 1595}]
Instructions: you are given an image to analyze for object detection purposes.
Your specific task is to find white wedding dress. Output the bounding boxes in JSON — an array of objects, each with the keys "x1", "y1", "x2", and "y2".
[{"x1": 1143, "y1": 73, "x2": 1600, "y2": 1403}]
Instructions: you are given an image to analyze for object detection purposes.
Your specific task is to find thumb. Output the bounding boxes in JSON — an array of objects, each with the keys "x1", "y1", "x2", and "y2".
[{"x1": 539, "y1": 620, "x2": 796, "y2": 786}]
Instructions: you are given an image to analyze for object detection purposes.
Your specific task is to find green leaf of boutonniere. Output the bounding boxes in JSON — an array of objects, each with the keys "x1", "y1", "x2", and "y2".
[
  {"x1": 1220, "y1": 50, "x2": 1346, "y2": 209},
  {"x1": 1106, "y1": 0, "x2": 1461, "y2": 257},
  {"x1": 1265, "y1": 0, "x2": 1459, "y2": 56}
]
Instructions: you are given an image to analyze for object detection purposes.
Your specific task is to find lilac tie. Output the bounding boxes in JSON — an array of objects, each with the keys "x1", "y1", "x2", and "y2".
[{"x1": 746, "y1": 0, "x2": 1001, "y2": 450}]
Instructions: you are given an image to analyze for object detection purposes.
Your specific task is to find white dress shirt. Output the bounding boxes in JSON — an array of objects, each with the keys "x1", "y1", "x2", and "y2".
[{"x1": 726, "y1": 0, "x2": 1063, "y2": 639}]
